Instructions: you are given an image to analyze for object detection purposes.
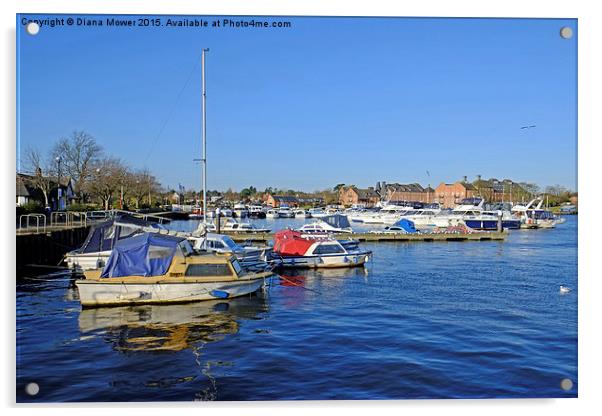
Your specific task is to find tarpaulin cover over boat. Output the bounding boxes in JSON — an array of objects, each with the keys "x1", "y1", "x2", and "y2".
[
  {"x1": 321, "y1": 214, "x2": 351, "y2": 229},
  {"x1": 273, "y1": 230, "x2": 313, "y2": 256},
  {"x1": 101, "y1": 232, "x2": 185, "y2": 278},
  {"x1": 79, "y1": 214, "x2": 163, "y2": 254},
  {"x1": 392, "y1": 218, "x2": 418, "y2": 233}
]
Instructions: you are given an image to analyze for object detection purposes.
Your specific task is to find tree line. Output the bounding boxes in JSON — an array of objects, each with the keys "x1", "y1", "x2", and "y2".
[{"x1": 24, "y1": 131, "x2": 161, "y2": 210}]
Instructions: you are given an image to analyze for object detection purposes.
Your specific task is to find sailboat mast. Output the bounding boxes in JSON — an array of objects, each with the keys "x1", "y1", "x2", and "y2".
[{"x1": 202, "y1": 48, "x2": 208, "y2": 223}]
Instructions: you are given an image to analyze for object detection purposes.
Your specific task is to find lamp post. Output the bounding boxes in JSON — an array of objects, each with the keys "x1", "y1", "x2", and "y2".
[{"x1": 55, "y1": 156, "x2": 62, "y2": 210}]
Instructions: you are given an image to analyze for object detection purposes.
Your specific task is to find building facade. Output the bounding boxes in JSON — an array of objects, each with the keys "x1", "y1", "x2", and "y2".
[
  {"x1": 434, "y1": 181, "x2": 477, "y2": 208},
  {"x1": 265, "y1": 194, "x2": 299, "y2": 208},
  {"x1": 378, "y1": 183, "x2": 435, "y2": 204},
  {"x1": 338, "y1": 186, "x2": 380, "y2": 207}
]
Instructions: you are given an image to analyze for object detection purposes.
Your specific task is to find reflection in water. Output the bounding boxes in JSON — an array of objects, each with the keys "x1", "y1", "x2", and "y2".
[{"x1": 78, "y1": 294, "x2": 269, "y2": 353}]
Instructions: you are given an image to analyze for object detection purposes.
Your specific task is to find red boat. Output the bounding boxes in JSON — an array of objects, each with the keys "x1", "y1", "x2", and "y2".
[{"x1": 271, "y1": 230, "x2": 371, "y2": 269}]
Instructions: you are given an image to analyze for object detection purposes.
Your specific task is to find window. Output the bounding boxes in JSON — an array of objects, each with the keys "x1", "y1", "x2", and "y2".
[
  {"x1": 185, "y1": 263, "x2": 233, "y2": 277},
  {"x1": 313, "y1": 243, "x2": 345, "y2": 254}
]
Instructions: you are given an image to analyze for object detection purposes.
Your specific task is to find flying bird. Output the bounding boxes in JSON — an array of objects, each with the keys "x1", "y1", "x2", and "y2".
[{"x1": 520, "y1": 125, "x2": 537, "y2": 129}]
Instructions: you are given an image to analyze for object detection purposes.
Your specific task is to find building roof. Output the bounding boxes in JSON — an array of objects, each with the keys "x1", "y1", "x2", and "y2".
[
  {"x1": 272, "y1": 195, "x2": 299, "y2": 202},
  {"x1": 386, "y1": 183, "x2": 426, "y2": 193},
  {"x1": 16, "y1": 175, "x2": 31, "y2": 197}
]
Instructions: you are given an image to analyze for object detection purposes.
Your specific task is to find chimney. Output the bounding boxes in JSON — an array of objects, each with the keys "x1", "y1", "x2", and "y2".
[
  {"x1": 462, "y1": 176, "x2": 467, "y2": 183},
  {"x1": 476, "y1": 174, "x2": 481, "y2": 181}
]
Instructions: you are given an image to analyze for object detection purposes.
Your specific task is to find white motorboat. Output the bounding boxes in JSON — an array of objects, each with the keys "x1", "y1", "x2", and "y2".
[
  {"x1": 221, "y1": 219, "x2": 271, "y2": 233},
  {"x1": 277, "y1": 207, "x2": 295, "y2": 218},
  {"x1": 511, "y1": 198, "x2": 558, "y2": 229},
  {"x1": 379, "y1": 204, "x2": 415, "y2": 225},
  {"x1": 248, "y1": 205, "x2": 267, "y2": 218},
  {"x1": 270, "y1": 230, "x2": 371, "y2": 268},
  {"x1": 266, "y1": 209, "x2": 280, "y2": 219},
  {"x1": 296, "y1": 214, "x2": 354, "y2": 234},
  {"x1": 294, "y1": 209, "x2": 311, "y2": 218},
  {"x1": 75, "y1": 233, "x2": 272, "y2": 307},
  {"x1": 233, "y1": 203, "x2": 249, "y2": 218},
  {"x1": 65, "y1": 214, "x2": 204, "y2": 271},
  {"x1": 200, "y1": 233, "x2": 273, "y2": 268},
  {"x1": 308, "y1": 208, "x2": 327, "y2": 218}
]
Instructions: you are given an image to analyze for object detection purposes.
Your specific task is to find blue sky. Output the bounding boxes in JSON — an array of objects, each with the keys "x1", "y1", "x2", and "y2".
[{"x1": 17, "y1": 15, "x2": 577, "y2": 192}]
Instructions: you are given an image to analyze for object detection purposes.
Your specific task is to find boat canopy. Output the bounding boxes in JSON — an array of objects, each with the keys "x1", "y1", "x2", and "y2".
[
  {"x1": 392, "y1": 218, "x2": 418, "y2": 233},
  {"x1": 78, "y1": 214, "x2": 163, "y2": 254},
  {"x1": 273, "y1": 230, "x2": 313, "y2": 256},
  {"x1": 101, "y1": 232, "x2": 185, "y2": 278},
  {"x1": 321, "y1": 214, "x2": 351, "y2": 229}
]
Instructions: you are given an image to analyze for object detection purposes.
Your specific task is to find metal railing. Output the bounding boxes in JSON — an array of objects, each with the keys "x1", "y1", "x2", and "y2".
[
  {"x1": 18, "y1": 214, "x2": 47, "y2": 233},
  {"x1": 50, "y1": 211, "x2": 86, "y2": 227}
]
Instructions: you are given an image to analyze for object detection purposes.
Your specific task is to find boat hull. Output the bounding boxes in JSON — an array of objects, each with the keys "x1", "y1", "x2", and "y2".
[
  {"x1": 463, "y1": 219, "x2": 521, "y2": 230},
  {"x1": 75, "y1": 277, "x2": 267, "y2": 307},
  {"x1": 274, "y1": 252, "x2": 370, "y2": 269}
]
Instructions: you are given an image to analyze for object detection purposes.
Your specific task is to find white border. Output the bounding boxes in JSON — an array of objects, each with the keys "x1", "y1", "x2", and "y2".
[{"x1": 3, "y1": 1, "x2": 600, "y2": 415}]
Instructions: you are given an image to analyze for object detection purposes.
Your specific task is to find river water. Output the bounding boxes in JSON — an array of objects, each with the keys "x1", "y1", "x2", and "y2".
[{"x1": 16, "y1": 216, "x2": 578, "y2": 401}]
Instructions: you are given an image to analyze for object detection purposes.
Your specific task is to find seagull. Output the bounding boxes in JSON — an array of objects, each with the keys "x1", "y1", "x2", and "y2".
[
  {"x1": 520, "y1": 125, "x2": 537, "y2": 129},
  {"x1": 559, "y1": 285, "x2": 571, "y2": 294}
]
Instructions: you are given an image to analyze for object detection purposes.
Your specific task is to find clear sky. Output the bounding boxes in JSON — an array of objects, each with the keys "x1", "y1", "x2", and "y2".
[{"x1": 17, "y1": 14, "x2": 577, "y2": 193}]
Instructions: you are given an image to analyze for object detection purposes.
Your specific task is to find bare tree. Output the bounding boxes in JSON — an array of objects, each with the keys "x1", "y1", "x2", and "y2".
[
  {"x1": 88, "y1": 158, "x2": 128, "y2": 210},
  {"x1": 24, "y1": 148, "x2": 54, "y2": 208},
  {"x1": 52, "y1": 131, "x2": 102, "y2": 201},
  {"x1": 130, "y1": 169, "x2": 160, "y2": 208}
]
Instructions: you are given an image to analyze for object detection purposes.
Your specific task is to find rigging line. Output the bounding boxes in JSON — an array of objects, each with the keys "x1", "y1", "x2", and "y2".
[{"x1": 142, "y1": 55, "x2": 203, "y2": 165}]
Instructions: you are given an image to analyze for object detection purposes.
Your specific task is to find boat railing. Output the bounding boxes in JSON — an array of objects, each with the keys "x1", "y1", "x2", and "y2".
[{"x1": 18, "y1": 214, "x2": 47, "y2": 233}]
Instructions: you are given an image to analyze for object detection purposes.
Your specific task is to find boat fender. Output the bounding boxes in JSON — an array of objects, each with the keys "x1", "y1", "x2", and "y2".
[{"x1": 210, "y1": 290, "x2": 230, "y2": 299}]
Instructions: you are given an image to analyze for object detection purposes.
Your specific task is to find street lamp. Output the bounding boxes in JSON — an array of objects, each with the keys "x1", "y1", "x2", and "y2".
[{"x1": 55, "y1": 156, "x2": 62, "y2": 210}]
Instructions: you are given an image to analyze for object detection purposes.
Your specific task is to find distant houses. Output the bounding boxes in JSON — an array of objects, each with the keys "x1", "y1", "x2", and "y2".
[{"x1": 338, "y1": 176, "x2": 530, "y2": 208}]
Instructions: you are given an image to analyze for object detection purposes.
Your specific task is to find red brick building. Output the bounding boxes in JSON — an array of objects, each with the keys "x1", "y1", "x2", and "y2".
[
  {"x1": 435, "y1": 181, "x2": 477, "y2": 208},
  {"x1": 264, "y1": 194, "x2": 299, "y2": 208},
  {"x1": 338, "y1": 186, "x2": 380, "y2": 207},
  {"x1": 380, "y1": 183, "x2": 435, "y2": 204}
]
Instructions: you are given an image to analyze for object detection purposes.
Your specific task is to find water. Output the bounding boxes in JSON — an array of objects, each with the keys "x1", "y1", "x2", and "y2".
[{"x1": 16, "y1": 216, "x2": 578, "y2": 401}]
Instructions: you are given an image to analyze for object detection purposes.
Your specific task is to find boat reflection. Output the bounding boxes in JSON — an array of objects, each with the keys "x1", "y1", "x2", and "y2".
[{"x1": 78, "y1": 293, "x2": 269, "y2": 352}]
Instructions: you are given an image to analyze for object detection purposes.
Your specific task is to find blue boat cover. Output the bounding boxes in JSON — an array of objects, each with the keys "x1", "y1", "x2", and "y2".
[
  {"x1": 322, "y1": 214, "x2": 351, "y2": 229},
  {"x1": 393, "y1": 218, "x2": 418, "y2": 233},
  {"x1": 79, "y1": 214, "x2": 164, "y2": 254},
  {"x1": 101, "y1": 232, "x2": 185, "y2": 278}
]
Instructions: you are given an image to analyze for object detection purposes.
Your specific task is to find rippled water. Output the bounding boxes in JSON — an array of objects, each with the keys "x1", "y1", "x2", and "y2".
[{"x1": 16, "y1": 216, "x2": 578, "y2": 401}]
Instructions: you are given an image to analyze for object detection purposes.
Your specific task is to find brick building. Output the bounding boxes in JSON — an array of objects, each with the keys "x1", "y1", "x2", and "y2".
[
  {"x1": 377, "y1": 182, "x2": 435, "y2": 204},
  {"x1": 338, "y1": 186, "x2": 380, "y2": 207},
  {"x1": 435, "y1": 180, "x2": 477, "y2": 208},
  {"x1": 265, "y1": 194, "x2": 299, "y2": 208}
]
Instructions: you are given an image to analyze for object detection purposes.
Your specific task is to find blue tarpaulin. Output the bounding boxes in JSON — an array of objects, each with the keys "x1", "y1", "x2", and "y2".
[
  {"x1": 101, "y1": 232, "x2": 184, "y2": 278},
  {"x1": 393, "y1": 218, "x2": 418, "y2": 233}
]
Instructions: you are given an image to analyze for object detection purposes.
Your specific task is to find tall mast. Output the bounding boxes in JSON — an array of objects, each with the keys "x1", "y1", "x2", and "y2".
[{"x1": 202, "y1": 48, "x2": 209, "y2": 223}]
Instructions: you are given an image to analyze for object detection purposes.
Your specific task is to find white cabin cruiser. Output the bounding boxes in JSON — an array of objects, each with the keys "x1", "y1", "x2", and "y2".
[
  {"x1": 277, "y1": 207, "x2": 295, "y2": 218},
  {"x1": 64, "y1": 214, "x2": 202, "y2": 271},
  {"x1": 266, "y1": 209, "x2": 280, "y2": 219},
  {"x1": 294, "y1": 209, "x2": 311, "y2": 218},
  {"x1": 296, "y1": 214, "x2": 354, "y2": 235},
  {"x1": 511, "y1": 198, "x2": 558, "y2": 229},
  {"x1": 221, "y1": 219, "x2": 271, "y2": 233},
  {"x1": 233, "y1": 203, "x2": 249, "y2": 218},
  {"x1": 270, "y1": 230, "x2": 371, "y2": 269}
]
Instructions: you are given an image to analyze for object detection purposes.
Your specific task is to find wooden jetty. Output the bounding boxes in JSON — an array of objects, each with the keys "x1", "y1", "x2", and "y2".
[{"x1": 223, "y1": 231, "x2": 507, "y2": 243}]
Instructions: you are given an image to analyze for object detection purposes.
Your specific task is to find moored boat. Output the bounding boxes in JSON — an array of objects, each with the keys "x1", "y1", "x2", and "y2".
[
  {"x1": 270, "y1": 230, "x2": 371, "y2": 268},
  {"x1": 75, "y1": 232, "x2": 272, "y2": 307},
  {"x1": 296, "y1": 214, "x2": 354, "y2": 235}
]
